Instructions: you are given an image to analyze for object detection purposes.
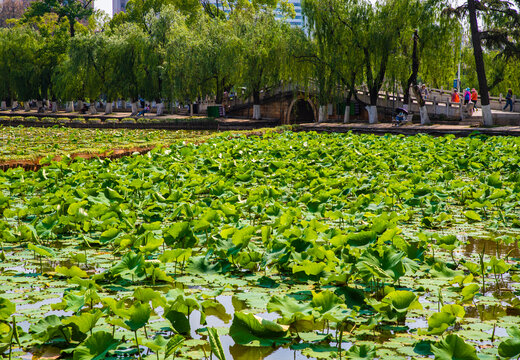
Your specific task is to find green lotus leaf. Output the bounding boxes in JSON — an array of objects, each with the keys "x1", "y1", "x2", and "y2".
[
  {"x1": 346, "y1": 231, "x2": 377, "y2": 247},
  {"x1": 441, "y1": 304, "x2": 465, "y2": 319},
  {"x1": 163, "y1": 222, "x2": 196, "y2": 248},
  {"x1": 487, "y1": 256, "x2": 510, "y2": 274},
  {"x1": 143, "y1": 334, "x2": 168, "y2": 352},
  {"x1": 104, "y1": 187, "x2": 125, "y2": 201},
  {"x1": 208, "y1": 327, "x2": 226, "y2": 360},
  {"x1": 159, "y1": 248, "x2": 192, "y2": 264},
  {"x1": 292, "y1": 260, "x2": 326, "y2": 276},
  {"x1": 124, "y1": 302, "x2": 151, "y2": 332},
  {"x1": 133, "y1": 288, "x2": 166, "y2": 309},
  {"x1": 201, "y1": 300, "x2": 232, "y2": 323},
  {"x1": 30, "y1": 315, "x2": 69, "y2": 343},
  {"x1": 164, "y1": 310, "x2": 190, "y2": 335},
  {"x1": 460, "y1": 284, "x2": 480, "y2": 303},
  {"x1": 463, "y1": 211, "x2": 481, "y2": 222},
  {"x1": 426, "y1": 312, "x2": 456, "y2": 335},
  {"x1": 344, "y1": 344, "x2": 376, "y2": 359},
  {"x1": 186, "y1": 255, "x2": 221, "y2": 274},
  {"x1": 27, "y1": 243, "x2": 56, "y2": 258},
  {"x1": 52, "y1": 292, "x2": 86, "y2": 313},
  {"x1": 99, "y1": 228, "x2": 120, "y2": 242},
  {"x1": 498, "y1": 327, "x2": 520, "y2": 358},
  {"x1": 369, "y1": 290, "x2": 421, "y2": 321},
  {"x1": 109, "y1": 251, "x2": 146, "y2": 281},
  {"x1": 139, "y1": 236, "x2": 163, "y2": 254},
  {"x1": 165, "y1": 334, "x2": 185, "y2": 358},
  {"x1": 231, "y1": 226, "x2": 256, "y2": 247},
  {"x1": 55, "y1": 265, "x2": 88, "y2": 278},
  {"x1": 431, "y1": 334, "x2": 478, "y2": 360},
  {"x1": 266, "y1": 295, "x2": 313, "y2": 324},
  {"x1": 229, "y1": 311, "x2": 289, "y2": 346},
  {"x1": 0, "y1": 297, "x2": 15, "y2": 321},
  {"x1": 72, "y1": 331, "x2": 119, "y2": 360},
  {"x1": 63, "y1": 311, "x2": 103, "y2": 335}
]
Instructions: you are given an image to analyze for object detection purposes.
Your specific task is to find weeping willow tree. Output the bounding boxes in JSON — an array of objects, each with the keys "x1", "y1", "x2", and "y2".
[{"x1": 386, "y1": 0, "x2": 458, "y2": 124}]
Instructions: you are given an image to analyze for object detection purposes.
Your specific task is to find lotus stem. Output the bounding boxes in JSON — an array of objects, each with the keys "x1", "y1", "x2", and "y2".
[
  {"x1": 338, "y1": 323, "x2": 344, "y2": 359},
  {"x1": 134, "y1": 331, "x2": 142, "y2": 360}
]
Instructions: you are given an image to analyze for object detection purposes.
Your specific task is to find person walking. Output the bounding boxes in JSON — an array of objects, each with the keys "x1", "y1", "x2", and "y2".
[
  {"x1": 503, "y1": 89, "x2": 513, "y2": 112},
  {"x1": 464, "y1": 88, "x2": 471, "y2": 105},
  {"x1": 451, "y1": 88, "x2": 460, "y2": 103},
  {"x1": 471, "y1": 88, "x2": 478, "y2": 111},
  {"x1": 420, "y1": 84, "x2": 429, "y2": 100}
]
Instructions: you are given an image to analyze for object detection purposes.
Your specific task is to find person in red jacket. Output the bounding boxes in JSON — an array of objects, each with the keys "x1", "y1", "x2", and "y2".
[
  {"x1": 471, "y1": 88, "x2": 478, "y2": 111},
  {"x1": 451, "y1": 88, "x2": 460, "y2": 103}
]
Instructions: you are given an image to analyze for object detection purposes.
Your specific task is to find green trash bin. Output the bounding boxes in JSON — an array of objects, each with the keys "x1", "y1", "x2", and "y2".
[{"x1": 207, "y1": 106, "x2": 220, "y2": 118}]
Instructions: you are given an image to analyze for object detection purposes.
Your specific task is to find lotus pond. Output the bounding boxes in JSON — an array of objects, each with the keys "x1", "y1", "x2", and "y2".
[
  {"x1": 0, "y1": 126, "x2": 213, "y2": 162},
  {"x1": 1, "y1": 130, "x2": 520, "y2": 359}
]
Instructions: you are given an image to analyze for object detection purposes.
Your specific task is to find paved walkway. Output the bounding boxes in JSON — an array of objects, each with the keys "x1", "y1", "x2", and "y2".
[
  {"x1": 297, "y1": 122, "x2": 520, "y2": 137},
  {"x1": 0, "y1": 109, "x2": 196, "y2": 120}
]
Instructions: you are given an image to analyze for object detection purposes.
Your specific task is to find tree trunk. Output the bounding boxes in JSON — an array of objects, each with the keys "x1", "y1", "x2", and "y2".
[
  {"x1": 51, "y1": 101, "x2": 58, "y2": 113},
  {"x1": 24, "y1": 102, "x2": 31, "y2": 112},
  {"x1": 89, "y1": 104, "x2": 97, "y2": 115},
  {"x1": 252, "y1": 105, "x2": 261, "y2": 120},
  {"x1": 411, "y1": 85, "x2": 429, "y2": 125},
  {"x1": 318, "y1": 105, "x2": 328, "y2": 123},
  {"x1": 0, "y1": 101, "x2": 6, "y2": 110},
  {"x1": 105, "y1": 102, "x2": 113, "y2": 114},
  {"x1": 66, "y1": 101, "x2": 74, "y2": 113},
  {"x1": 189, "y1": 103, "x2": 193, "y2": 116},
  {"x1": 419, "y1": 106, "x2": 430, "y2": 125},
  {"x1": 131, "y1": 102, "x2": 138, "y2": 116},
  {"x1": 69, "y1": 17, "x2": 75, "y2": 37},
  {"x1": 156, "y1": 102, "x2": 164, "y2": 116},
  {"x1": 344, "y1": 106, "x2": 350, "y2": 123},
  {"x1": 11, "y1": 100, "x2": 18, "y2": 110},
  {"x1": 367, "y1": 106, "x2": 378, "y2": 124},
  {"x1": 468, "y1": 0, "x2": 492, "y2": 125},
  {"x1": 216, "y1": 78, "x2": 224, "y2": 104}
]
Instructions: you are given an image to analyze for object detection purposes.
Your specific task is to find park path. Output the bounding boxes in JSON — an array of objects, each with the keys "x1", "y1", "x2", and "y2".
[{"x1": 296, "y1": 122, "x2": 520, "y2": 137}]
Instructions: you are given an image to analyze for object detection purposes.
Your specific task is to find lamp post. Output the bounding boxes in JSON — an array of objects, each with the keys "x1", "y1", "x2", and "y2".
[{"x1": 456, "y1": 18, "x2": 464, "y2": 94}]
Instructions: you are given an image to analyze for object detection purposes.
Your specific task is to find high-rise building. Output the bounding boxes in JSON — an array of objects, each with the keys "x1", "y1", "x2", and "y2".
[
  {"x1": 112, "y1": 0, "x2": 128, "y2": 15},
  {"x1": 208, "y1": 0, "x2": 305, "y2": 28},
  {"x1": 286, "y1": 0, "x2": 304, "y2": 28},
  {"x1": 110, "y1": 0, "x2": 305, "y2": 27}
]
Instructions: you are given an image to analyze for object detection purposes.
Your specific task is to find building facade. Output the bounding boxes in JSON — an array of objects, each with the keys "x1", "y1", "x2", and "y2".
[
  {"x1": 286, "y1": 0, "x2": 304, "y2": 28},
  {"x1": 112, "y1": 0, "x2": 128, "y2": 15}
]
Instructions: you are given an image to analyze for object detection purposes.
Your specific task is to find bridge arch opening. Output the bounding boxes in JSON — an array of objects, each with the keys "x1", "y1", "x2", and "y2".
[{"x1": 287, "y1": 98, "x2": 315, "y2": 124}]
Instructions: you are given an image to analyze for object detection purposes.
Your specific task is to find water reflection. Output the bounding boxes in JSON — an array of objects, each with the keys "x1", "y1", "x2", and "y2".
[{"x1": 463, "y1": 237, "x2": 520, "y2": 258}]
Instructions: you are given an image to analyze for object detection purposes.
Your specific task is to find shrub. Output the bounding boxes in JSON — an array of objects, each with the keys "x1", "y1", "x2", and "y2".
[
  {"x1": 0, "y1": 116, "x2": 9, "y2": 121},
  {"x1": 105, "y1": 118, "x2": 119, "y2": 124},
  {"x1": 72, "y1": 117, "x2": 85, "y2": 123},
  {"x1": 121, "y1": 118, "x2": 136, "y2": 124},
  {"x1": 86, "y1": 118, "x2": 101, "y2": 124},
  {"x1": 12, "y1": 116, "x2": 24, "y2": 121},
  {"x1": 42, "y1": 117, "x2": 54, "y2": 122},
  {"x1": 26, "y1": 116, "x2": 38, "y2": 122},
  {"x1": 57, "y1": 117, "x2": 70, "y2": 123}
]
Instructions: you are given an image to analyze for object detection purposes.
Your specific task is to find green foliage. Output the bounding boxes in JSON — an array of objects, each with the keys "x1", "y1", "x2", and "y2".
[{"x1": 431, "y1": 334, "x2": 479, "y2": 360}]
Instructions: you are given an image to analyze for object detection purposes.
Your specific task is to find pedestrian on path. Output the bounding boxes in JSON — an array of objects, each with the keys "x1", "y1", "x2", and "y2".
[
  {"x1": 471, "y1": 88, "x2": 478, "y2": 110},
  {"x1": 464, "y1": 88, "x2": 471, "y2": 105},
  {"x1": 451, "y1": 88, "x2": 460, "y2": 103},
  {"x1": 421, "y1": 85, "x2": 429, "y2": 100},
  {"x1": 503, "y1": 89, "x2": 513, "y2": 112}
]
